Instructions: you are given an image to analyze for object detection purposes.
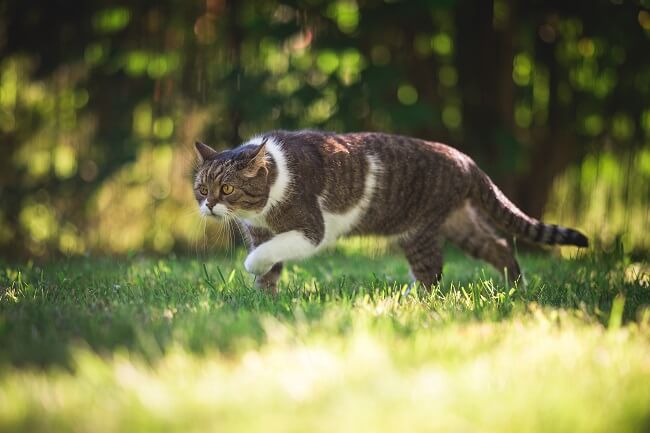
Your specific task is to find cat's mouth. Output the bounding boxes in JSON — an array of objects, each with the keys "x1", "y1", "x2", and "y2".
[
  {"x1": 200, "y1": 202, "x2": 229, "y2": 219},
  {"x1": 207, "y1": 210, "x2": 228, "y2": 219}
]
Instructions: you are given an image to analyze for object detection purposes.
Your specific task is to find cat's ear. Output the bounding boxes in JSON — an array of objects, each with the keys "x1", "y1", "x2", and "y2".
[
  {"x1": 242, "y1": 139, "x2": 268, "y2": 178},
  {"x1": 194, "y1": 141, "x2": 218, "y2": 162}
]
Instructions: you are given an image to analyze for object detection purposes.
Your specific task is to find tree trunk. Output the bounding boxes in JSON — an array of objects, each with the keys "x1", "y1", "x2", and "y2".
[
  {"x1": 226, "y1": 0, "x2": 242, "y2": 146},
  {"x1": 455, "y1": 0, "x2": 516, "y2": 196},
  {"x1": 515, "y1": 14, "x2": 577, "y2": 219}
]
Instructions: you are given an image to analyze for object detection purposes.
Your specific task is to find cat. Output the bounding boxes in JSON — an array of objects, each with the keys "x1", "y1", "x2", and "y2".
[{"x1": 193, "y1": 130, "x2": 588, "y2": 292}]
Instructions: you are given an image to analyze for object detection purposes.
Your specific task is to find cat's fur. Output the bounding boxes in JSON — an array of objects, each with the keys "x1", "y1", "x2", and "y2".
[{"x1": 193, "y1": 130, "x2": 588, "y2": 292}]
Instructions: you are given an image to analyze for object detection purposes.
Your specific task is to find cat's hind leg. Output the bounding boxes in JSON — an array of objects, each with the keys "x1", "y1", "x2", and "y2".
[
  {"x1": 441, "y1": 203, "x2": 522, "y2": 285},
  {"x1": 399, "y1": 229, "x2": 445, "y2": 290}
]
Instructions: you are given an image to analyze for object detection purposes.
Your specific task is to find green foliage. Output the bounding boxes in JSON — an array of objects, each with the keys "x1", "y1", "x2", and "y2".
[
  {"x1": 0, "y1": 0, "x2": 649, "y2": 257},
  {"x1": 545, "y1": 150, "x2": 650, "y2": 253},
  {"x1": 0, "y1": 249, "x2": 649, "y2": 432},
  {"x1": 93, "y1": 7, "x2": 131, "y2": 33}
]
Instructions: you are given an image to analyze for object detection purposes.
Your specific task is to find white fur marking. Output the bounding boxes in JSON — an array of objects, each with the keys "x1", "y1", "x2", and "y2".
[
  {"x1": 317, "y1": 154, "x2": 380, "y2": 249},
  {"x1": 199, "y1": 200, "x2": 212, "y2": 217},
  {"x1": 244, "y1": 230, "x2": 316, "y2": 275},
  {"x1": 238, "y1": 135, "x2": 291, "y2": 228},
  {"x1": 242, "y1": 144, "x2": 382, "y2": 276},
  {"x1": 200, "y1": 200, "x2": 229, "y2": 218}
]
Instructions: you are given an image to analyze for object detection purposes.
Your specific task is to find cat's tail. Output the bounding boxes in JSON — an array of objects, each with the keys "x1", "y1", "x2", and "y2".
[{"x1": 470, "y1": 165, "x2": 588, "y2": 247}]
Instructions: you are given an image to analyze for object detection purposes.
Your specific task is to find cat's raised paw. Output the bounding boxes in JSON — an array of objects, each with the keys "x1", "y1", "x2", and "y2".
[{"x1": 244, "y1": 251, "x2": 273, "y2": 276}]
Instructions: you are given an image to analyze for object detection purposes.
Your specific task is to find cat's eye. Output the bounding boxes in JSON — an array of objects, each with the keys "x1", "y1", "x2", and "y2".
[
  {"x1": 198, "y1": 185, "x2": 208, "y2": 196},
  {"x1": 221, "y1": 184, "x2": 234, "y2": 195}
]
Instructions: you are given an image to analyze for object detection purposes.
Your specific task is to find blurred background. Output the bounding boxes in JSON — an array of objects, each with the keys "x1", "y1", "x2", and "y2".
[{"x1": 0, "y1": 0, "x2": 648, "y2": 260}]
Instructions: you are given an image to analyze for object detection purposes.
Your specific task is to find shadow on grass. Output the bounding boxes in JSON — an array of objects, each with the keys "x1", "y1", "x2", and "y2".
[{"x1": 0, "y1": 247, "x2": 647, "y2": 369}]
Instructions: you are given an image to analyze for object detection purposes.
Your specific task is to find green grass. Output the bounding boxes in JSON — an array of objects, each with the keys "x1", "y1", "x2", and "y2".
[{"x1": 1, "y1": 244, "x2": 649, "y2": 433}]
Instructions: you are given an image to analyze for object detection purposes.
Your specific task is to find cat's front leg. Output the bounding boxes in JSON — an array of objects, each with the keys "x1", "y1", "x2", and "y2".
[
  {"x1": 244, "y1": 230, "x2": 319, "y2": 276},
  {"x1": 254, "y1": 263, "x2": 283, "y2": 293},
  {"x1": 243, "y1": 225, "x2": 283, "y2": 292}
]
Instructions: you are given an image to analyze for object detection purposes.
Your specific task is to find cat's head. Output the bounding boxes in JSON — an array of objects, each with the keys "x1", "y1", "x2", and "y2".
[{"x1": 192, "y1": 139, "x2": 271, "y2": 219}]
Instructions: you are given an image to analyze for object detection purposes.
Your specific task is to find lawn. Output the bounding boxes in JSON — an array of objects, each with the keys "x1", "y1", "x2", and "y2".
[{"x1": 1, "y1": 243, "x2": 649, "y2": 433}]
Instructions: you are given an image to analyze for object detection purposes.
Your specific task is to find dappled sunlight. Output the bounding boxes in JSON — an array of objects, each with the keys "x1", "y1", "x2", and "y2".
[
  {"x1": 545, "y1": 150, "x2": 650, "y2": 252},
  {"x1": 1, "y1": 249, "x2": 649, "y2": 431},
  {"x1": 1, "y1": 315, "x2": 649, "y2": 433},
  {"x1": 2, "y1": 1, "x2": 649, "y2": 258},
  {"x1": 1, "y1": 2, "x2": 649, "y2": 431}
]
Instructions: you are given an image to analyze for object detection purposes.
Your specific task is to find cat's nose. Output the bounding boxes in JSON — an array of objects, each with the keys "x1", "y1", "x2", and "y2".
[{"x1": 206, "y1": 199, "x2": 217, "y2": 210}]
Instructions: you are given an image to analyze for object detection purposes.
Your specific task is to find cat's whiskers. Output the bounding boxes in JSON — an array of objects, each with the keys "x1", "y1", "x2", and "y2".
[
  {"x1": 218, "y1": 214, "x2": 228, "y2": 246},
  {"x1": 225, "y1": 217, "x2": 233, "y2": 260},
  {"x1": 200, "y1": 216, "x2": 208, "y2": 255},
  {"x1": 228, "y1": 211, "x2": 247, "y2": 244},
  {"x1": 184, "y1": 205, "x2": 206, "y2": 257},
  {"x1": 209, "y1": 217, "x2": 221, "y2": 250},
  {"x1": 209, "y1": 212, "x2": 230, "y2": 251},
  {"x1": 181, "y1": 204, "x2": 202, "y2": 219},
  {"x1": 227, "y1": 211, "x2": 249, "y2": 262},
  {"x1": 190, "y1": 131, "x2": 589, "y2": 292},
  {"x1": 227, "y1": 214, "x2": 238, "y2": 256},
  {"x1": 219, "y1": 217, "x2": 232, "y2": 251},
  {"x1": 219, "y1": 209, "x2": 244, "y2": 263},
  {"x1": 208, "y1": 216, "x2": 228, "y2": 252}
]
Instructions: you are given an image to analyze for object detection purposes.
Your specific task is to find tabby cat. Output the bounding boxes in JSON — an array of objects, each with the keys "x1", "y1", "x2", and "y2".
[{"x1": 193, "y1": 131, "x2": 588, "y2": 292}]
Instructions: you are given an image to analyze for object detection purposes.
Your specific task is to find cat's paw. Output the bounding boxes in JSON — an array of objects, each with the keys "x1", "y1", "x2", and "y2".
[{"x1": 244, "y1": 251, "x2": 273, "y2": 276}]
